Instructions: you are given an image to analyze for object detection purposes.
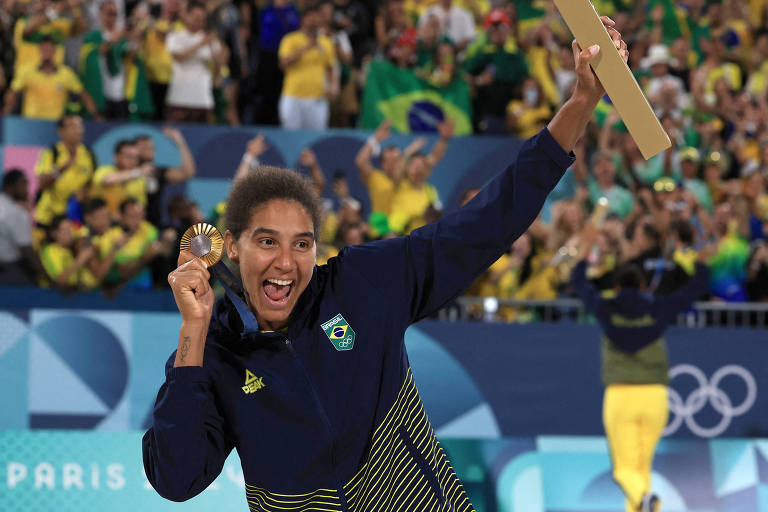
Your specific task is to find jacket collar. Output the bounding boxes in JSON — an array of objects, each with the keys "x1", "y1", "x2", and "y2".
[{"x1": 210, "y1": 265, "x2": 321, "y2": 342}]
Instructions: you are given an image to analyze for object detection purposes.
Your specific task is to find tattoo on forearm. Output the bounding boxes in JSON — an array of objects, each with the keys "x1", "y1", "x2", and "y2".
[{"x1": 180, "y1": 336, "x2": 191, "y2": 364}]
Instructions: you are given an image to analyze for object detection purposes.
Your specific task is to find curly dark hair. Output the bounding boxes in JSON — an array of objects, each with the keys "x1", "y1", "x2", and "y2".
[{"x1": 225, "y1": 166, "x2": 322, "y2": 241}]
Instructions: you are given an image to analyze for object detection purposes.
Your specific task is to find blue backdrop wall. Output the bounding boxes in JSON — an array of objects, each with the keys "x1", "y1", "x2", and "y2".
[
  {"x1": 1, "y1": 309, "x2": 766, "y2": 511},
  {"x1": 1, "y1": 116, "x2": 576, "y2": 223}
]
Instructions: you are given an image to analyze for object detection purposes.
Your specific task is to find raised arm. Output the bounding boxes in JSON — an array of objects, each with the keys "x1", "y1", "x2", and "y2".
[
  {"x1": 340, "y1": 19, "x2": 627, "y2": 326},
  {"x1": 425, "y1": 119, "x2": 454, "y2": 169},
  {"x1": 233, "y1": 135, "x2": 269, "y2": 183},
  {"x1": 142, "y1": 251, "x2": 233, "y2": 501},
  {"x1": 655, "y1": 262, "x2": 709, "y2": 324},
  {"x1": 298, "y1": 148, "x2": 326, "y2": 197},
  {"x1": 342, "y1": 126, "x2": 574, "y2": 324},
  {"x1": 354, "y1": 121, "x2": 391, "y2": 184},
  {"x1": 162, "y1": 128, "x2": 197, "y2": 184}
]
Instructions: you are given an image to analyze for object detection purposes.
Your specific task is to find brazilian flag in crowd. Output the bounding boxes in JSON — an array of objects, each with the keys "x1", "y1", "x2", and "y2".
[
  {"x1": 79, "y1": 31, "x2": 155, "y2": 121},
  {"x1": 360, "y1": 59, "x2": 472, "y2": 135}
]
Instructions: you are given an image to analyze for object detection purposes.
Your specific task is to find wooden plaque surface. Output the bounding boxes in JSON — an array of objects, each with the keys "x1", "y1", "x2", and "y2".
[{"x1": 553, "y1": 0, "x2": 672, "y2": 160}]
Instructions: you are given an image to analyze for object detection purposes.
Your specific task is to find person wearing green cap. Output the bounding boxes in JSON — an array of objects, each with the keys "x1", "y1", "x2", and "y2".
[{"x1": 678, "y1": 147, "x2": 713, "y2": 214}]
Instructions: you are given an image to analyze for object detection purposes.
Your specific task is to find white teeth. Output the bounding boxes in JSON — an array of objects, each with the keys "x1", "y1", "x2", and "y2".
[{"x1": 267, "y1": 279, "x2": 293, "y2": 286}]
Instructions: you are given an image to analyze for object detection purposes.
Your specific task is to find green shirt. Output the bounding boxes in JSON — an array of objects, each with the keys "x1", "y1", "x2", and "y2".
[
  {"x1": 588, "y1": 180, "x2": 635, "y2": 220},
  {"x1": 602, "y1": 336, "x2": 670, "y2": 386},
  {"x1": 682, "y1": 178, "x2": 713, "y2": 214}
]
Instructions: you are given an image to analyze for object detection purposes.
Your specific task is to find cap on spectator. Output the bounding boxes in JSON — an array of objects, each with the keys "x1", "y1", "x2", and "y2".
[
  {"x1": 484, "y1": 9, "x2": 511, "y2": 28},
  {"x1": 653, "y1": 177, "x2": 677, "y2": 193},
  {"x1": 679, "y1": 147, "x2": 701, "y2": 163},
  {"x1": 394, "y1": 28, "x2": 418, "y2": 51},
  {"x1": 641, "y1": 44, "x2": 671, "y2": 69},
  {"x1": 704, "y1": 150, "x2": 726, "y2": 168},
  {"x1": 369, "y1": 212, "x2": 391, "y2": 238}
]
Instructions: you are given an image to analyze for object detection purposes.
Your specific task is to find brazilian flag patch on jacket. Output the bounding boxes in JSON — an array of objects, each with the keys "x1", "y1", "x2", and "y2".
[{"x1": 321, "y1": 314, "x2": 356, "y2": 351}]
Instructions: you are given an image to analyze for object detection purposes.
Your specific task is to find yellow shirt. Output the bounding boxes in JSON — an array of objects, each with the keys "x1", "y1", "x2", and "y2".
[
  {"x1": 141, "y1": 19, "x2": 185, "y2": 84},
  {"x1": 39, "y1": 242, "x2": 77, "y2": 287},
  {"x1": 389, "y1": 179, "x2": 439, "y2": 234},
  {"x1": 10, "y1": 64, "x2": 83, "y2": 120},
  {"x1": 703, "y1": 63, "x2": 741, "y2": 105},
  {"x1": 278, "y1": 31, "x2": 336, "y2": 99},
  {"x1": 34, "y1": 143, "x2": 96, "y2": 226},
  {"x1": 91, "y1": 165, "x2": 148, "y2": 214},
  {"x1": 515, "y1": 252, "x2": 558, "y2": 300},
  {"x1": 13, "y1": 17, "x2": 72, "y2": 73},
  {"x1": 527, "y1": 45, "x2": 560, "y2": 105},
  {"x1": 113, "y1": 222, "x2": 157, "y2": 264},
  {"x1": 506, "y1": 100, "x2": 552, "y2": 139},
  {"x1": 365, "y1": 169, "x2": 396, "y2": 216},
  {"x1": 405, "y1": 0, "x2": 491, "y2": 26}
]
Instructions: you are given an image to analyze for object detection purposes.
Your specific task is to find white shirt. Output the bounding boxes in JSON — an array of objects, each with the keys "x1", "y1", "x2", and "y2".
[
  {"x1": 166, "y1": 29, "x2": 220, "y2": 109},
  {"x1": 419, "y1": 5, "x2": 476, "y2": 47},
  {"x1": 0, "y1": 193, "x2": 33, "y2": 264},
  {"x1": 98, "y1": 31, "x2": 127, "y2": 101}
]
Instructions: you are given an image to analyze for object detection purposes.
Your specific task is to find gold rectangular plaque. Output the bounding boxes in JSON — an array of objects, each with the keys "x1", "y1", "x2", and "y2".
[{"x1": 553, "y1": 0, "x2": 672, "y2": 160}]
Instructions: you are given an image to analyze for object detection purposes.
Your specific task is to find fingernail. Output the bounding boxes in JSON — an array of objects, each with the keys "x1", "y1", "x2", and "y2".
[{"x1": 589, "y1": 45, "x2": 600, "y2": 56}]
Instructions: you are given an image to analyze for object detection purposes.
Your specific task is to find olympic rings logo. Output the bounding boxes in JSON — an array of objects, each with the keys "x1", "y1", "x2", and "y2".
[
  {"x1": 664, "y1": 364, "x2": 758, "y2": 438},
  {"x1": 336, "y1": 336, "x2": 354, "y2": 348}
]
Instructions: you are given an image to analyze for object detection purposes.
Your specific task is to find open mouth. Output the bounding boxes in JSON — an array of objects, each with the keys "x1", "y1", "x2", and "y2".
[{"x1": 262, "y1": 278, "x2": 294, "y2": 307}]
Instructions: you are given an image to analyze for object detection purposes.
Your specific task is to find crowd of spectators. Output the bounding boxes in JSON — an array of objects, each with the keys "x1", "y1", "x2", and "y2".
[{"x1": 1, "y1": 0, "x2": 768, "y2": 307}]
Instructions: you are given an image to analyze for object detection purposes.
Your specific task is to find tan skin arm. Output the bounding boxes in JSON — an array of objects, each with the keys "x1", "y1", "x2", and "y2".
[
  {"x1": 162, "y1": 128, "x2": 197, "y2": 184},
  {"x1": 3, "y1": 89, "x2": 17, "y2": 116},
  {"x1": 298, "y1": 148, "x2": 326, "y2": 197},
  {"x1": 548, "y1": 21, "x2": 627, "y2": 154},
  {"x1": 79, "y1": 91, "x2": 102, "y2": 121},
  {"x1": 425, "y1": 119, "x2": 454, "y2": 169},
  {"x1": 279, "y1": 36, "x2": 316, "y2": 70},
  {"x1": 168, "y1": 250, "x2": 214, "y2": 367},
  {"x1": 53, "y1": 245, "x2": 94, "y2": 289},
  {"x1": 355, "y1": 121, "x2": 391, "y2": 184}
]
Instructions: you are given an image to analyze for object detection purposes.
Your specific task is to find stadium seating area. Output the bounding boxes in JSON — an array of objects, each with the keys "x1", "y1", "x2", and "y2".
[{"x1": 1, "y1": 0, "x2": 767, "y2": 305}]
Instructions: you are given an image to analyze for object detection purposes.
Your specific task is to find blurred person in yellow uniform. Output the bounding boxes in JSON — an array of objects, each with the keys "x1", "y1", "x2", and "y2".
[
  {"x1": 39, "y1": 214, "x2": 94, "y2": 291},
  {"x1": 78, "y1": 197, "x2": 127, "y2": 290},
  {"x1": 356, "y1": 119, "x2": 452, "y2": 219},
  {"x1": 91, "y1": 139, "x2": 151, "y2": 215},
  {"x1": 387, "y1": 121, "x2": 453, "y2": 234},
  {"x1": 388, "y1": 154, "x2": 439, "y2": 234},
  {"x1": 105, "y1": 198, "x2": 171, "y2": 290},
  {"x1": 572, "y1": 223, "x2": 709, "y2": 512},
  {"x1": 278, "y1": 1, "x2": 338, "y2": 130},
  {"x1": 137, "y1": 0, "x2": 184, "y2": 120},
  {"x1": 3, "y1": 35, "x2": 100, "y2": 120},
  {"x1": 354, "y1": 120, "x2": 404, "y2": 216},
  {"x1": 13, "y1": 0, "x2": 87, "y2": 74},
  {"x1": 33, "y1": 114, "x2": 97, "y2": 228},
  {"x1": 506, "y1": 76, "x2": 552, "y2": 139},
  {"x1": 670, "y1": 219, "x2": 698, "y2": 276}
]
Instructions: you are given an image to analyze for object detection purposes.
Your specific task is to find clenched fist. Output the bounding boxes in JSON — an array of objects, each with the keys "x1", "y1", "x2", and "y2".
[{"x1": 168, "y1": 250, "x2": 215, "y2": 324}]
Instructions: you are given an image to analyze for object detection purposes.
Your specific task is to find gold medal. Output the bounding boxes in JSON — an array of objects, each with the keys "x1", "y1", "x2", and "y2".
[{"x1": 180, "y1": 223, "x2": 224, "y2": 268}]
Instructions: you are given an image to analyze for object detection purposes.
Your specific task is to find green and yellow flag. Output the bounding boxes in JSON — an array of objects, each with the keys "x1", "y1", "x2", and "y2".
[{"x1": 360, "y1": 59, "x2": 472, "y2": 135}]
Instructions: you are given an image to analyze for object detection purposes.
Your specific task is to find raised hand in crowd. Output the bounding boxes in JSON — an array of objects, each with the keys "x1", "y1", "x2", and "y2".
[
  {"x1": 298, "y1": 147, "x2": 326, "y2": 196},
  {"x1": 234, "y1": 134, "x2": 270, "y2": 182}
]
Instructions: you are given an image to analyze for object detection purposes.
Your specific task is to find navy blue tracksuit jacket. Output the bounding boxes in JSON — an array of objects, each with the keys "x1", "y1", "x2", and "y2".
[
  {"x1": 142, "y1": 129, "x2": 574, "y2": 511},
  {"x1": 571, "y1": 260, "x2": 709, "y2": 353}
]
